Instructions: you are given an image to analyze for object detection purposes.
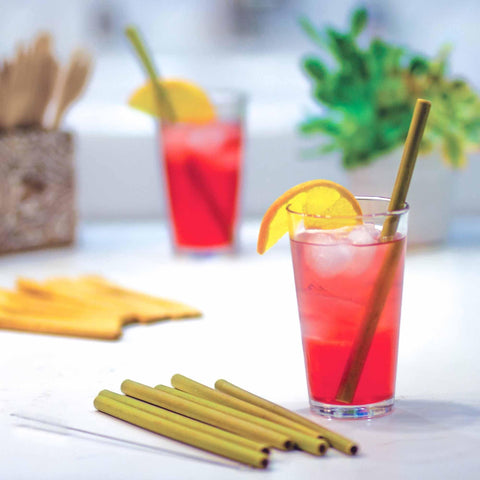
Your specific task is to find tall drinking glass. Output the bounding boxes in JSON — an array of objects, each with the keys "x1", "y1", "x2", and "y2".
[
  {"x1": 160, "y1": 90, "x2": 246, "y2": 253},
  {"x1": 288, "y1": 197, "x2": 409, "y2": 419}
]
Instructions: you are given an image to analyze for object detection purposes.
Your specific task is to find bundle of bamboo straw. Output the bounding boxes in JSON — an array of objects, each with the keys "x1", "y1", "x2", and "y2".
[{"x1": 94, "y1": 375, "x2": 359, "y2": 469}]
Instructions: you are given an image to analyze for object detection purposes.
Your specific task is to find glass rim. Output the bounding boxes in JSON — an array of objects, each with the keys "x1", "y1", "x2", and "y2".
[
  {"x1": 207, "y1": 87, "x2": 248, "y2": 104},
  {"x1": 286, "y1": 196, "x2": 409, "y2": 220},
  {"x1": 158, "y1": 87, "x2": 246, "y2": 127}
]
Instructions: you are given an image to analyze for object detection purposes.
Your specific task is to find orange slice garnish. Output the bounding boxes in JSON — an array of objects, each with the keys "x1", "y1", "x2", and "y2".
[
  {"x1": 128, "y1": 78, "x2": 216, "y2": 124},
  {"x1": 257, "y1": 180, "x2": 363, "y2": 254}
]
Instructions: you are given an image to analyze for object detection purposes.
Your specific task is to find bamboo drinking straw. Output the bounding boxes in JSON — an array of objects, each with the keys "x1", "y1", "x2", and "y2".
[
  {"x1": 98, "y1": 390, "x2": 270, "y2": 454},
  {"x1": 335, "y1": 99, "x2": 431, "y2": 404},
  {"x1": 158, "y1": 384, "x2": 328, "y2": 456},
  {"x1": 215, "y1": 379, "x2": 358, "y2": 455},
  {"x1": 94, "y1": 394, "x2": 269, "y2": 468},
  {"x1": 124, "y1": 26, "x2": 176, "y2": 122},
  {"x1": 121, "y1": 380, "x2": 293, "y2": 450},
  {"x1": 171, "y1": 374, "x2": 320, "y2": 437}
]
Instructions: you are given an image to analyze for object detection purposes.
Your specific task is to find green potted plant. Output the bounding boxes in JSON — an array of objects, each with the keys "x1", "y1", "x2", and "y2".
[{"x1": 299, "y1": 8, "x2": 480, "y2": 244}]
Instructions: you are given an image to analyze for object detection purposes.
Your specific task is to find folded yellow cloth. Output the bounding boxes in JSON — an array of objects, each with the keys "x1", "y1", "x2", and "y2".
[{"x1": 0, "y1": 275, "x2": 201, "y2": 340}]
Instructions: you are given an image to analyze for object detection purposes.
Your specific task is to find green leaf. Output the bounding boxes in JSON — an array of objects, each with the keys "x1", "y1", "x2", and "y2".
[
  {"x1": 325, "y1": 29, "x2": 368, "y2": 79},
  {"x1": 343, "y1": 150, "x2": 371, "y2": 169},
  {"x1": 303, "y1": 57, "x2": 327, "y2": 82},
  {"x1": 350, "y1": 8, "x2": 368, "y2": 37},
  {"x1": 298, "y1": 16, "x2": 324, "y2": 47},
  {"x1": 300, "y1": 117, "x2": 341, "y2": 135},
  {"x1": 464, "y1": 118, "x2": 480, "y2": 143},
  {"x1": 370, "y1": 39, "x2": 389, "y2": 60},
  {"x1": 442, "y1": 132, "x2": 466, "y2": 167},
  {"x1": 299, "y1": 143, "x2": 338, "y2": 160},
  {"x1": 409, "y1": 56, "x2": 429, "y2": 75},
  {"x1": 419, "y1": 137, "x2": 434, "y2": 154}
]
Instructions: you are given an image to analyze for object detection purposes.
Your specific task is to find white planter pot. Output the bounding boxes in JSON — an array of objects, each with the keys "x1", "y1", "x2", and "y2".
[{"x1": 347, "y1": 150, "x2": 456, "y2": 246}]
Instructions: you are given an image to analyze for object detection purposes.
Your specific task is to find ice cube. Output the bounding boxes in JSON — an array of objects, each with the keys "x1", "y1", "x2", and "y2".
[
  {"x1": 294, "y1": 226, "x2": 380, "y2": 278},
  {"x1": 186, "y1": 124, "x2": 240, "y2": 169},
  {"x1": 188, "y1": 124, "x2": 227, "y2": 152},
  {"x1": 296, "y1": 230, "x2": 353, "y2": 277},
  {"x1": 162, "y1": 124, "x2": 191, "y2": 165},
  {"x1": 343, "y1": 224, "x2": 379, "y2": 275},
  {"x1": 347, "y1": 223, "x2": 379, "y2": 245},
  {"x1": 309, "y1": 243, "x2": 353, "y2": 277},
  {"x1": 295, "y1": 229, "x2": 339, "y2": 246}
]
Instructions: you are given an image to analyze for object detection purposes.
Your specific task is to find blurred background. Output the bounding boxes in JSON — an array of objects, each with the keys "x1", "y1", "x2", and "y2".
[{"x1": 1, "y1": 0, "x2": 479, "y2": 221}]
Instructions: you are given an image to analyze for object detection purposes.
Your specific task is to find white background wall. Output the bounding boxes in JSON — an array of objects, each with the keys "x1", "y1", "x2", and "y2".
[
  {"x1": 1, "y1": 0, "x2": 479, "y2": 219},
  {"x1": 73, "y1": 114, "x2": 480, "y2": 221}
]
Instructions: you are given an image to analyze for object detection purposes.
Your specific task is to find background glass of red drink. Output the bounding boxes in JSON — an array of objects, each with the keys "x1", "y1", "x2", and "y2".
[
  {"x1": 288, "y1": 197, "x2": 409, "y2": 419},
  {"x1": 160, "y1": 90, "x2": 246, "y2": 253}
]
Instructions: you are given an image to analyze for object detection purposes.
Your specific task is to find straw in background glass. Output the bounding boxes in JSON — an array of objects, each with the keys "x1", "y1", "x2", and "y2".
[{"x1": 124, "y1": 26, "x2": 176, "y2": 122}]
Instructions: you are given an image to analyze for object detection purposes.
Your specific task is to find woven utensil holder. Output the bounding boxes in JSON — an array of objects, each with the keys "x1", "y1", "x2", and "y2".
[{"x1": 0, "y1": 129, "x2": 76, "y2": 254}]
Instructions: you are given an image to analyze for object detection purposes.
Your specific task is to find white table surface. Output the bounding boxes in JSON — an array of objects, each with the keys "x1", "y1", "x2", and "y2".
[{"x1": 1, "y1": 219, "x2": 480, "y2": 479}]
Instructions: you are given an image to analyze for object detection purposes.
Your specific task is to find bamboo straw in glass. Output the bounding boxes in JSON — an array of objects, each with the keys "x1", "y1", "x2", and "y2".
[
  {"x1": 335, "y1": 99, "x2": 431, "y2": 404},
  {"x1": 124, "y1": 26, "x2": 176, "y2": 122},
  {"x1": 215, "y1": 379, "x2": 358, "y2": 455},
  {"x1": 121, "y1": 380, "x2": 293, "y2": 450},
  {"x1": 99, "y1": 390, "x2": 270, "y2": 454},
  {"x1": 158, "y1": 383, "x2": 328, "y2": 456},
  {"x1": 94, "y1": 394, "x2": 268, "y2": 468}
]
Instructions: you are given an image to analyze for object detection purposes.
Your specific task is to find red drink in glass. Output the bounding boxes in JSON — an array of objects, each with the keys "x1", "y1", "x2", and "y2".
[
  {"x1": 288, "y1": 197, "x2": 409, "y2": 418},
  {"x1": 160, "y1": 90, "x2": 245, "y2": 253}
]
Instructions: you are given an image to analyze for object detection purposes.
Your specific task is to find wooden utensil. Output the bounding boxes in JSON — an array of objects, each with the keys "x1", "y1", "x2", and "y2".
[
  {"x1": 25, "y1": 32, "x2": 58, "y2": 127},
  {"x1": 0, "y1": 33, "x2": 92, "y2": 131},
  {"x1": 0, "y1": 35, "x2": 58, "y2": 129},
  {"x1": 1, "y1": 44, "x2": 31, "y2": 129},
  {"x1": 0, "y1": 60, "x2": 12, "y2": 129},
  {"x1": 52, "y1": 49, "x2": 92, "y2": 129}
]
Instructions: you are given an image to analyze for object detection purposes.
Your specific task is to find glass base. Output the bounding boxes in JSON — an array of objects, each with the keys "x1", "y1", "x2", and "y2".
[
  {"x1": 310, "y1": 397, "x2": 394, "y2": 419},
  {"x1": 173, "y1": 242, "x2": 236, "y2": 257}
]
